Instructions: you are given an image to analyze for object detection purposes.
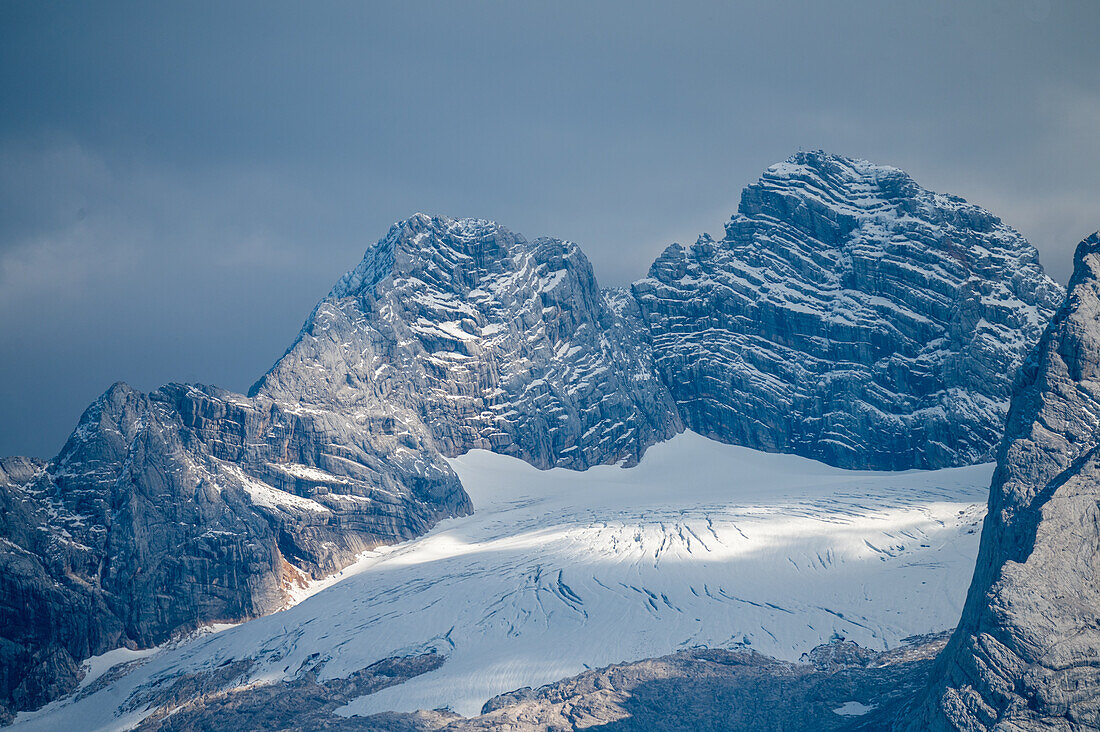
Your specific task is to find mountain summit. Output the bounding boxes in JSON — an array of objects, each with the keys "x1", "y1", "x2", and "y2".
[
  {"x1": 251, "y1": 213, "x2": 681, "y2": 470},
  {"x1": 635, "y1": 151, "x2": 1064, "y2": 469}
]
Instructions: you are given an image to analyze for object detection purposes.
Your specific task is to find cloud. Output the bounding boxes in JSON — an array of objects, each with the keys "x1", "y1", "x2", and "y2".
[
  {"x1": 0, "y1": 0, "x2": 1098, "y2": 456},
  {"x1": 0, "y1": 137, "x2": 363, "y2": 456}
]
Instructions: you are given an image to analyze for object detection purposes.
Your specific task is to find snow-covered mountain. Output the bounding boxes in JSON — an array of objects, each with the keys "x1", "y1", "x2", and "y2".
[
  {"x1": 250, "y1": 214, "x2": 681, "y2": 470},
  {"x1": 0, "y1": 152, "x2": 1066, "y2": 723},
  {"x1": 635, "y1": 151, "x2": 1063, "y2": 470}
]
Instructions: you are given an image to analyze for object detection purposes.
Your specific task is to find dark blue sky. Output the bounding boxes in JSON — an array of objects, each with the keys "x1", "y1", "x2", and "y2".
[{"x1": 2, "y1": 0, "x2": 1098, "y2": 457}]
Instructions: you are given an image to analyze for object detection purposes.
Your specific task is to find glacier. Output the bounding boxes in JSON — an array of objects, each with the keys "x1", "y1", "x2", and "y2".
[{"x1": 13, "y1": 431, "x2": 991, "y2": 729}]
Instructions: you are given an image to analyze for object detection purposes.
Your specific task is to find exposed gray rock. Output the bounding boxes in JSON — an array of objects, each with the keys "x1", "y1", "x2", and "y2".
[
  {"x1": 108, "y1": 636, "x2": 947, "y2": 731},
  {"x1": 634, "y1": 151, "x2": 1064, "y2": 469},
  {"x1": 0, "y1": 382, "x2": 466, "y2": 722},
  {"x1": 0, "y1": 458, "x2": 42, "y2": 490},
  {"x1": 908, "y1": 232, "x2": 1100, "y2": 731},
  {"x1": 0, "y1": 454, "x2": 123, "y2": 722},
  {"x1": 450, "y1": 640, "x2": 945, "y2": 731},
  {"x1": 802, "y1": 639, "x2": 879, "y2": 672},
  {"x1": 251, "y1": 214, "x2": 682, "y2": 469},
  {"x1": 131, "y1": 654, "x2": 449, "y2": 731}
]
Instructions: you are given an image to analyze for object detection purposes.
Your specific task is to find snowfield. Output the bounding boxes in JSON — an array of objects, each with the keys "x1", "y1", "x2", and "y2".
[{"x1": 15, "y1": 432, "x2": 990, "y2": 730}]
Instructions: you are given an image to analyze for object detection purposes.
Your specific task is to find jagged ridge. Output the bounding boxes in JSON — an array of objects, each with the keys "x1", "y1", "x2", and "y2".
[{"x1": 251, "y1": 213, "x2": 682, "y2": 470}]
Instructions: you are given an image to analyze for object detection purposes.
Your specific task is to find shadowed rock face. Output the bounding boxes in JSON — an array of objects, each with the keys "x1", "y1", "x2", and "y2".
[
  {"x1": 909, "y1": 232, "x2": 1100, "y2": 731},
  {"x1": 634, "y1": 152, "x2": 1064, "y2": 470}
]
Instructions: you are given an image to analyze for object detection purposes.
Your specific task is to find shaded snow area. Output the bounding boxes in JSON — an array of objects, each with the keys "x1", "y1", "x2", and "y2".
[
  {"x1": 14, "y1": 432, "x2": 990, "y2": 730},
  {"x1": 833, "y1": 701, "x2": 876, "y2": 716}
]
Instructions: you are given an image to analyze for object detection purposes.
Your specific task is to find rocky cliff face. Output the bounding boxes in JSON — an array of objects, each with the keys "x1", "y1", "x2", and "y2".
[
  {"x1": 251, "y1": 214, "x2": 682, "y2": 469},
  {"x1": 634, "y1": 152, "x2": 1064, "y2": 470},
  {"x1": 908, "y1": 232, "x2": 1100, "y2": 731},
  {"x1": 0, "y1": 382, "x2": 466, "y2": 722}
]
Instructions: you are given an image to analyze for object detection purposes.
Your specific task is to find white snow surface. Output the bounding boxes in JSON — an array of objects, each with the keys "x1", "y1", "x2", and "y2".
[
  {"x1": 76, "y1": 648, "x2": 160, "y2": 693},
  {"x1": 14, "y1": 432, "x2": 990, "y2": 730}
]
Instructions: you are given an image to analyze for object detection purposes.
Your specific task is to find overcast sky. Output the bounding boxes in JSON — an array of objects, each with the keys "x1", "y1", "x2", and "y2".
[{"x1": 2, "y1": 0, "x2": 1098, "y2": 458}]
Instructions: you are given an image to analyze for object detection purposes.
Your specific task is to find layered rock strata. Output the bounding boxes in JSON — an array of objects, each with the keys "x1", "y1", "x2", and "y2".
[{"x1": 634, "y1": 151, "x2": 1063, "y2": 469}]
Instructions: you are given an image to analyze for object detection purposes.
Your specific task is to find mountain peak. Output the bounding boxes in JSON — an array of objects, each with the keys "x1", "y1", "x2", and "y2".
[
  {"x1": 637, "y1": 153, "x2": 1063, "y2": 470},
  {"x1": 767, "y1": 150, "x2": 909, "y2": 187},
  {"x1": 1072, "y1": 229, "x2": 1100, "y2": 271},
  {"x1": 329, "y1": 214, "x2": 519, "y2": 301},
  {"x1": 783, "y1": 148, "x2": 895, "y2": 172},
  {"x1": 252, "y1": 209, "x2": 679, "y2": 471},
  {"x1": 739, "y1": 150, "x2": 1000, "y2": 236}
]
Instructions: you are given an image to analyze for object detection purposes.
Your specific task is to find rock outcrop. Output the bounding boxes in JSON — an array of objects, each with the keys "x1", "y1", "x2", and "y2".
[
  {"x1": 107, "y1": 636, "x2": 950, "y2": 731},
  {"x1": 907, "y1": 232, "x2": 1100, "y2": 730},
  {"x1": 0, "y1": 382, "x2": 466, "y2": 722},
  {"x1": 634, "y1": 151, "x2": 1063, "y2": 469}
]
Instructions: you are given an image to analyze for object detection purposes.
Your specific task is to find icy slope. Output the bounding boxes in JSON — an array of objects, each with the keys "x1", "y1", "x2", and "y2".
[{"x1": 14, "y1": 432, "x2": 991, "y2": 729}]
